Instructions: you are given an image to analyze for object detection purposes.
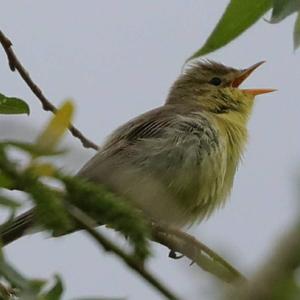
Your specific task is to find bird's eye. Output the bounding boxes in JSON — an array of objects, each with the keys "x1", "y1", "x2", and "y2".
[{"x1": 209, "y1": 77, "x2": 222, "y2": 86}]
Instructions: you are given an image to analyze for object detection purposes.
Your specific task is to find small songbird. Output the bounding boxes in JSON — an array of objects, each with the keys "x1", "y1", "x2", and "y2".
[{"x1": 0, "y1": 60, "x2": 274, "y2": 244}]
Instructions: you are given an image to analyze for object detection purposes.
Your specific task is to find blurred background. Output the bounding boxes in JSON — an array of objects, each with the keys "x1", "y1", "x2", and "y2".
[{"x1": 0, "y1": 1, "x2": 299, "y2": 299}]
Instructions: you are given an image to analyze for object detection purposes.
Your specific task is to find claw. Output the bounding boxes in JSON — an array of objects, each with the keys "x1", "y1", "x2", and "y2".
[{"x1": 169, "y1": 250, "x2": 184, "y2": 259}]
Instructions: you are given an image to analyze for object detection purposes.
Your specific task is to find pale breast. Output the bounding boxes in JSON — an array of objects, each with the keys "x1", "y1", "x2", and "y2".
[
  {"x1": 78, "y1": 106, "x2": 232, "y2": 226},
  {"x1": 122, "y1": 113, "x2": 228, "y2": 225},
  {"x1": 168, "y1": 113, "x2": 228, "y2": 224}
]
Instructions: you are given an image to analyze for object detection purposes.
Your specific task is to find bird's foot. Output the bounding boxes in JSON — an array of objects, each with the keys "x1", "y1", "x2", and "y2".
[{"x1": 168, "y1": 250, "x2": 184, "y2": 259}]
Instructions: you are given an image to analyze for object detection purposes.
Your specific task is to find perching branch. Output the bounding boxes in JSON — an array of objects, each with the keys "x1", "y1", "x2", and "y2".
[
  {"x1": 67, "y1": 204, "x2": 179, "y2": 300},
  {"x1": 151, "y1": 224, "x2": 246, "y2": 284},
  {"x1": 0, "y1": 30, "x2": 99, "y2": 151}
]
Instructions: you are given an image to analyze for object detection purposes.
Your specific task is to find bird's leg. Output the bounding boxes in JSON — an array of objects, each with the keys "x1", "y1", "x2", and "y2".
[{"x1": 151, "y1": 221, "x2": 185, "y2": 259}]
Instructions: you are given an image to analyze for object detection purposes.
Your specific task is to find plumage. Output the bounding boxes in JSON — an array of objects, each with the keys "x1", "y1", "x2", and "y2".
[
  {"x1": 0, "y1": 60, "x2": 274, "y2": 245},
  {"x1": 79, "y1": 104, "x2": 226, "y2": 225}
]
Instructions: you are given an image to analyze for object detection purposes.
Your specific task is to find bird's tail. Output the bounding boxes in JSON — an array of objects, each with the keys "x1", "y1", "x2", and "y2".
[{"x1": 0, "y1": 209, "x2": 35, "y2": 246}]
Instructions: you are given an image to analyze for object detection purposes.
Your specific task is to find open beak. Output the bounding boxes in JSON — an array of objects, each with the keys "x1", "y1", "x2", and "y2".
[{"x1": 231, "y1": 61, "x2": 276, "y2": 96}]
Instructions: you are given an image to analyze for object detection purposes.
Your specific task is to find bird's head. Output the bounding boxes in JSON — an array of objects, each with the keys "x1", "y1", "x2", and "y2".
[{"x1": 166, "y1": 60, "x2": 275, "y2": 118}]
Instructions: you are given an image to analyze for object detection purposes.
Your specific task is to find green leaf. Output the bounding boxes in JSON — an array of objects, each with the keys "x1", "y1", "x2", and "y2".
[
  {"x1": 0, "y1": 173, "x2": 13, "y2": 189},
  {"x1": 28, "y1": 279, "x2": 46, "y2": 293},
  {"x1": 0, "y1": 259, "x2": 30, "y2": 290},
  {"x1": 0, "y1": 93, "x2": 30, "y2": 115},
  {"x1": 1, "y1": 141, "x2": 66, "y2": 157},
  {"x1": 294, "y1": 12, "x2": 300, "y2": 49},
  {"x1": 188, "y1": 0, "x2": 272, "y2": 60},
  {"x1": 27, "y1": 162, "x2": 56, "y2": 177},
  {"x1": 43, "y1": 275, "x2": 63, "y2": 300},
  {"x1": 20, "y1": 279, "x2": 46, "y2": 300},
  {"x1": 270, "y1": 0, "x2": 300, "y2": 23},
  {"x1": 36, "y1": 101, "x2": 74, "y2": 151}
]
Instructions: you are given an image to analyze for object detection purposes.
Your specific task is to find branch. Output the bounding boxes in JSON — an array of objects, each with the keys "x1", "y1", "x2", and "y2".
[
  {"x1": 0, "y1": 30, "x2": 99, "y2": 151},
  {"x1": 67, "y1": 204, "x2": 179, "y2": 300},
  {"x1": 151, "y1": 224, "x2": 246, "y2": 284}
]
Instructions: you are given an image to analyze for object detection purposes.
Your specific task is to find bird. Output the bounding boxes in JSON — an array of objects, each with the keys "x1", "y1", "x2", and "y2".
[{"x1": 0, "y1": 60, "x2": 274, "y2": 245}]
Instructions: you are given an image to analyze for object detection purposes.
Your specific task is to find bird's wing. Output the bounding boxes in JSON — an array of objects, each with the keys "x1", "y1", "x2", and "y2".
[
  {"x1": 78, "y1": 105, "x2": 182, "y2": 176},
  {"x1": 77, "y1": 104, "x2": 224, "y2": 225},
  {"x1": 103, "y1": 105, "x2": 181, "y2": 149},
  {"x1": 78, "y1": 104, "x2": 220, "y2": 180}
]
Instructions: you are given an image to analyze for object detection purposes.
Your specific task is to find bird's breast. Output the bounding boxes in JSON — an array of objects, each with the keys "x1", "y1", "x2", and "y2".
[{"x1": 179, "y1": 114, "x2": 248, "y2": 223}]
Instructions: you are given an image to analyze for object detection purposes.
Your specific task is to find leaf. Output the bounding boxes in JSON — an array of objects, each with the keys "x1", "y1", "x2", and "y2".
[
  {"x1": 0, "y1": 259, "x2": 30, "y2": 290},
  {"x1": 28, "y1": 279, "x2": 46, "y2": 293},
  {"x1": 20, "y1": 279, "x2": 46, "y2": 300},
  {"x1": 0, "y1": 93, "x2": 30, "y2": 115},
  {"x1": 270, "y1": 0, "x2": 300, "y2": 23},
  {"x1": 294, "y1": 12, "x2": 300, "y2": 49},
  {"x1": 188, "y1": 0, "x2": 272, "y2": 60},
  {"x1": 43, "y1": 275, "x2": 63, "y2": 300},
  {"x1": 1, "y1": 141, "x2": 66, "y2": 157},
  {"x1": 27, "y1": 162, "x2": 56, "y2": 177},
  {"x1": 0, "y1": 173, "x2": 13, "y2": 188},
  {"x1": 36, "y1": 101, "x2": 74, "y2": 151}
]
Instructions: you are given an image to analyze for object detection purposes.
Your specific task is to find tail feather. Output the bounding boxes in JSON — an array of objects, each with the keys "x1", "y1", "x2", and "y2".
[{"x1": 0, "y1": 209, "x2": 35, "y2": 246}]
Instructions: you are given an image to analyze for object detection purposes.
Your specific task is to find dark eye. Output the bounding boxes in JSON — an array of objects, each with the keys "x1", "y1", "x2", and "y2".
[{"x1": 209, "y1": 77, "x2": 222, "y2": 86}]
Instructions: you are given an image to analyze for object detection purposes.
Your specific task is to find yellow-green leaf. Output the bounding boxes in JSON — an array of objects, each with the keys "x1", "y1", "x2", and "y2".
[
  {"x1": 0, "y1": 93, "x2": 30, "y2": 115},
  {"x1": 270, "y1": 0, "x2": 300, "y2": 23},
  {"x1": 27, "y1": 163, "x2": 56, "y2": 177},
  {"x1": 188, "y1": 0, "x2": 272, "y2": 60},
  {"x1": 1, "y1": 141, "x2": 66, "y2": 157},
  {"x1": 36, "y1": 101, "x2": 74, "y2": 151}
]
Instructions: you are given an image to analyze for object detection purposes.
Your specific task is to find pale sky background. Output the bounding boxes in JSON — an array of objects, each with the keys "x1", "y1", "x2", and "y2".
[{"x1": 0, "y1": 1, "x2": 300, "y2": 299}]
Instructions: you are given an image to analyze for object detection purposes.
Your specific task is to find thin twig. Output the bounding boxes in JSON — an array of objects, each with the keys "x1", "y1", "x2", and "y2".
[
  {"x1": 67, "y1": 204, "x2": 180, "y2": 300},
  {"x1": 0, "y1": 30, "x2": 99, "y2": 151},
  {"x1": 152, "y1": 224, "x2": 246, "y2": 284}
]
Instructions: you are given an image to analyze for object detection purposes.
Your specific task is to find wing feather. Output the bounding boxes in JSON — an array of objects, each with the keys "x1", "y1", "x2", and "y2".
[{"x1": 78, "y1": 104, "x2": 224, "y2": 225}]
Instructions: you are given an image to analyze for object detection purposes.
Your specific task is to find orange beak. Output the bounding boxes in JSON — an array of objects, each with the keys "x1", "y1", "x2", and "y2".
[{"x1": 231, "y1": 61, "x2": 276, "y2": 96}]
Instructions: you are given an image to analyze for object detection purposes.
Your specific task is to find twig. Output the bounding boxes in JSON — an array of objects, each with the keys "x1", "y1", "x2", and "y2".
[
  {"x1": 67, "y1": 204, "x2": 180, "y2": 300},
  {"x1": 0, "y1": 30, "x2": 99, "y2": 151},
  {"x1": 152, "y1": 224, "x2": 246, "y2": 284}
]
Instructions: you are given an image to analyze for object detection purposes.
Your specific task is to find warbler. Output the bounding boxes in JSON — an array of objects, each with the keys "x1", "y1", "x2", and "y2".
[{"x1": 0, "y1": 60, "x2": 274, "y2": 244}]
